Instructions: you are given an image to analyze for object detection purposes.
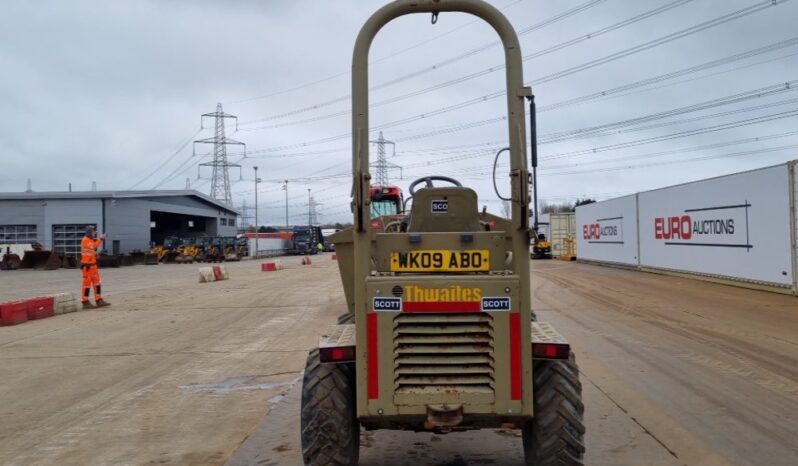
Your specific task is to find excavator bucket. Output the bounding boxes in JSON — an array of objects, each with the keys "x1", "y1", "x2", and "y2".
[
  {"x1": 163, "y1": 251, "x2": 180, "y2": 264},
  {"x1": 20, "y1": 250, "x2": 62, "y2": 270},
  {"x1": 129, "y1": 251, "x2": 147, "y2": 265},
  {"x1": 1, "y1": 253, "x2": 22, "y2": 270},
  {"x1": 97, "y1": 254, "x2": 121, "y2": 268},
  {"x1": 60, "y1": 255, "x2": 79, "y2": 269}
]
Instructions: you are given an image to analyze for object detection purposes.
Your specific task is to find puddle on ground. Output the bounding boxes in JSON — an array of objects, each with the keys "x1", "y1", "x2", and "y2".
[
  {"x1": 267, "y1": 393, "x2": 287, "y2": 404},
  {"x1": 180, "y1": 374, "x2": 302, "y2": 394}
]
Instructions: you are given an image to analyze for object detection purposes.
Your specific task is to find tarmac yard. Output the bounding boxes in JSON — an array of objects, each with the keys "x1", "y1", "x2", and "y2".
[{"x1": 1, "y1": 257, "x2": 796, "y2": 466}]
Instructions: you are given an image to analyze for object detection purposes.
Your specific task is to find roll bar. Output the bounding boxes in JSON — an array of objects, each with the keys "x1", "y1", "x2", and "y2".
[{"x1": 351, "y1": 0, "x2": 532, "y2": 232}]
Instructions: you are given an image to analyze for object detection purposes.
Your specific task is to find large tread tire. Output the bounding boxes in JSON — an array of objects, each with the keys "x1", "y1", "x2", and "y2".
[
  {"x1": 523, "y1": 352, "x2": 586, "y2": 465},
  {"x1": 300, "y1": 348, "x2": 359, "y2": 466}
]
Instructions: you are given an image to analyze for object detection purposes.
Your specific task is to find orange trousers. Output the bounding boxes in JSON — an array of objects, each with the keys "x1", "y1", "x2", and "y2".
[{"x1": 81, "y1": 264, "x2": 103, "y2": 302}]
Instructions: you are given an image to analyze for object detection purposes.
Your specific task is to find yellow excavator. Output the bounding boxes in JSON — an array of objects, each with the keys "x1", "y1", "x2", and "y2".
[{"x1": 531, "y1": 232, "x2": 552, "y2": 259}]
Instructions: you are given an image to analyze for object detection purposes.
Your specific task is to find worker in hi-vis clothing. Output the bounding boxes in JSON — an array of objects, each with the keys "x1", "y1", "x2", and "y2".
[{"x1": 80, "y1": 226, "x2": 111, "y2": 309}]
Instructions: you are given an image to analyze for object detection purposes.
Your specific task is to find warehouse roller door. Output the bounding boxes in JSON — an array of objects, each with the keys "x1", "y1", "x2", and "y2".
[{"x1": 52, "y1": 224, "x2": 97, "y2": 258}]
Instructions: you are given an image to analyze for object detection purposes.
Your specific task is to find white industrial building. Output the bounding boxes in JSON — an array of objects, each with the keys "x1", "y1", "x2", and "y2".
[{"x1": 0, "y1": 190, "x2": 239, "y2": 256}]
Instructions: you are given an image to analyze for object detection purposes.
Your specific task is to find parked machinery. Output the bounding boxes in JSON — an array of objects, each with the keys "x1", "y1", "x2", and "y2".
[
  {"x1": 221, "y1": 236, "x2": 240, "y2": 261},
  {"x1": 531, "y1": 232, "x2": 552, "y2": 260},
  {"x1": 204, "y1": 237, "x2": 224, "y2": 262},
  {"x1": 289, "y1": 226, "x2": 322, "y2": 255},
  {"x1": 236, "y1": 236, "x2": 249, "y2": 258}
]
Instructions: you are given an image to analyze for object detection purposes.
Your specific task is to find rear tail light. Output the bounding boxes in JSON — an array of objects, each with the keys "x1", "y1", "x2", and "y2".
[
  {"x1": 320, "y1": 346, "x2": 356, "y2": 363},
  {"x1": 532, "y1": 343, "x2": 570, "y2": 360}
]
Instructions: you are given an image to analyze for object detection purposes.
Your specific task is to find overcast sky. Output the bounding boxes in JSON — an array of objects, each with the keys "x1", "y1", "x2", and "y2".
[{"x1": 1, "y1": 0, "x2": 797, "y2": 225}]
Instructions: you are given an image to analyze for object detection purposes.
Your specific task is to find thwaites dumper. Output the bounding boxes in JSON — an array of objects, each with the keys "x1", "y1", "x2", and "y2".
[{"x1": 301, "y1": 1, "x2": 585, "y2": 465}]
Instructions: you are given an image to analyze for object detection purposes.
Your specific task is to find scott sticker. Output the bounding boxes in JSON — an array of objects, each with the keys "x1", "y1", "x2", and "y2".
[
  {"x1": 373, "y1": 297, "x2": 402, "y2": 312},
  {"x1": 481, "y1": 297, "x2": 511, "y2": 311},
  {"x1": 431, "y1": 200, "x2": 448, "y2": 213}
]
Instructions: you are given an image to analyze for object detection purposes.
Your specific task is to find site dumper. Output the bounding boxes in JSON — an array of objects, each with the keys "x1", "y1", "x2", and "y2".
[{"x1": 300, "y1": 1, "x2": 585, "y2": 465}]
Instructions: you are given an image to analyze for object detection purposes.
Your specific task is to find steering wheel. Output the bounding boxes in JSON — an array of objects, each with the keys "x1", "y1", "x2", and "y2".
[{"x1": 408, "y1": 176, "x2": 463, "y2": 197}]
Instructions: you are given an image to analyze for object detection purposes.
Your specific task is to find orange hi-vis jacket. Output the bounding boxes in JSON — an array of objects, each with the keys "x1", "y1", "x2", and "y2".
[{"x1": 81, "y1": 236, "x2": 104, "y2": 265}]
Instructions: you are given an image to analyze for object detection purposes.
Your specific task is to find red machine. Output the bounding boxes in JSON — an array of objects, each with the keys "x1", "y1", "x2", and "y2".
[{"x1": 369, "y1": 185, "x2": 403, "y2": 219}]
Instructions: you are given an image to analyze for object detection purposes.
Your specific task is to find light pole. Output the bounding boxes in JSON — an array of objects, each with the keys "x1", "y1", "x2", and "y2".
[
  {"x1": 282, "y1": 179, "x2": 289, "y2": 229},
  {"x1": 307, "y1": 188, "x2": 312, "y2": 227},
  {"x1": 254, "y1": 166, "x2": 259, "y2": 258}
]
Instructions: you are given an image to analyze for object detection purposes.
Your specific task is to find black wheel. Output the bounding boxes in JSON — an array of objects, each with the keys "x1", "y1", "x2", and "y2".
[
  {"x1": 522, "y1": 352, "x2": 585, "y2": 465},
  {"x1": 301, "y1": 348, "x2": 359, "y2": 466}
]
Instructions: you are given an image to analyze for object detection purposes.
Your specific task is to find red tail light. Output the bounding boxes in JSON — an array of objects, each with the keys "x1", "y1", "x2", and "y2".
[
  {"x1": 320, "y1": 346, "x2": 356, "y2": 363},
  {"x1": 532, "y1": 343, "x2": 570, "y2": 360}
]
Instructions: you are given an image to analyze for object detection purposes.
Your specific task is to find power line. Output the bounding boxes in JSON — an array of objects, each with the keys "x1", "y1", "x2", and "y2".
[
  {"x1": 152, "y1": 151, "x2": 206, "y2": 189},
  {"x1": 243, "y1": 80, "x2": 798, "y2": 184},
  {"x1": 251, "y1": 39, "x2": 798, "y2": 167},
  {"x1": 240, "y1": 5, "x2": 794, "y2": 156},
  {"x1": 128, "y1": 128, "x2": 201, "y2": 189},
  {"x1": 539, "y1": 80, "x2": 798, "y2": 143},
  {"x1": 541, "y1": 143, "x2": 798, "y2": 176},
  {"x1": 225, "y1": 0, "x2": 530, "y2": 106},
  {"x1": 239, "y1": 0, "x2": 692, "y2": 130},
  {"x1": 539, "y1": 36, "x2": 798, "y2": 112},
  {"x1": 542, "y1": 109, "x2": 798, "y2": 160},
  {"x1": 228, "y1": 0, "x2": 592, "y2": 112}
]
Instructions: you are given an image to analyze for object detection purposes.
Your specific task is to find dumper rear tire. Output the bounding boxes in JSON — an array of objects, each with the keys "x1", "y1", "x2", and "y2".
[
  {"x1": 522, "y1": 352, "x2": 585, "y2": 465},
  {"x1": 301, "y1": 348, "x2": 359, "y2": 466}
]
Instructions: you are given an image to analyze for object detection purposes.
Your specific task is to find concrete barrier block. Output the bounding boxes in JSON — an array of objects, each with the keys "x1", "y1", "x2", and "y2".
[
  {"x1": 199, "y1": 265, "x2": 229, "y2": 282},
  {"x1": 1, "y1": 301, "x2": 29, "y2": 326},
  {"x1": 261, "y1": 259, "x2": 284, "y2": 272},
  {"x1": 302, "y1": 257, "x2": 312, "y2": 265},
  {"x1": 53, "y1": 293, "x2": 78, "y2": 314},
  {"x1": 26, "y1": 296, "x2": 55, "y2": 320},
  {"x1": 199, "y1": 267, "x2": 213, "y2": 282}
]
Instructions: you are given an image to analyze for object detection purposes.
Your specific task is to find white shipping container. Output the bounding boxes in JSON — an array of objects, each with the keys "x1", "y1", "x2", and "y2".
[
  {"x1": 548, "y1": 212, "x2": 576, "y2": 258},
  {"x1": 638, "y1": 163, "x2": 794, "y2": 287},
  {"x1": 248, "y1": 237, "x2": 290, "y2": 257},
  {"x1": 534, "y1": 213, "x2": 550, "y2": 239},
  {"x1": 792, "y1": 161, "x2": 797, "y2": 294},
  {"x1": 575, "y1": 195, "x2": 639, "y2": 265}
]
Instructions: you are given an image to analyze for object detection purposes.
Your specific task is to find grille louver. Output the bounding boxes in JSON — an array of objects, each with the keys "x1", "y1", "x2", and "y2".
[{"x1": 393, "y1": 313, "x2": 495, "y2": 396}]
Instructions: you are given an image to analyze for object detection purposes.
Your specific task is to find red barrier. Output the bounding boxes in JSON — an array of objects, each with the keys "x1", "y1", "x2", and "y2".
[
  {"x1": 331, "y1": 254, "x2": 337, "y2": 260},
  {"x1": 262, "y1": 262, "x2": 277, "y2": 271},
  {"x1": 1, "y1": 301, "x2": 29, "y2": 326},
  {"x1": 27, "y1": 297, "x2": 55, "y2": 320},
  {"x1": 212, "y1": 265, "x2": 224, "y2": 281}
]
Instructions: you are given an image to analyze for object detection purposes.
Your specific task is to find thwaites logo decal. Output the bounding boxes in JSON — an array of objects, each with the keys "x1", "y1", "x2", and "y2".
[
  {"x1": 481, "y1": 297, "x2": 511, "y2": 311},
  {"x1": 431, "y1": 200, "x2": 448, "y2": 213},
  {"x1": 373, "y1": 297, "x2": 402, "y2": 312},
  {"x1": 404, "y1": 285, "x2": 481, "y2": 302},
  {"x1": 654, "y1": 201, "x2": 752, "y2": 250},
  {"x1": 582, "y1": 216, "x2": 624, "y2": 244}
]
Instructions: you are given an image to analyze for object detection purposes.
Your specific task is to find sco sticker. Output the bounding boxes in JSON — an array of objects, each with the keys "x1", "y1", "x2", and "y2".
[
  {"x1": 481, "y1": 297, "x2": 511, "y2": 312},
  {"x1": 373, "y1": 297, "x2": 402, "y2": 312},
  {"x1": 431, "y1": 200, "x2": 448, "y2": 213}
]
